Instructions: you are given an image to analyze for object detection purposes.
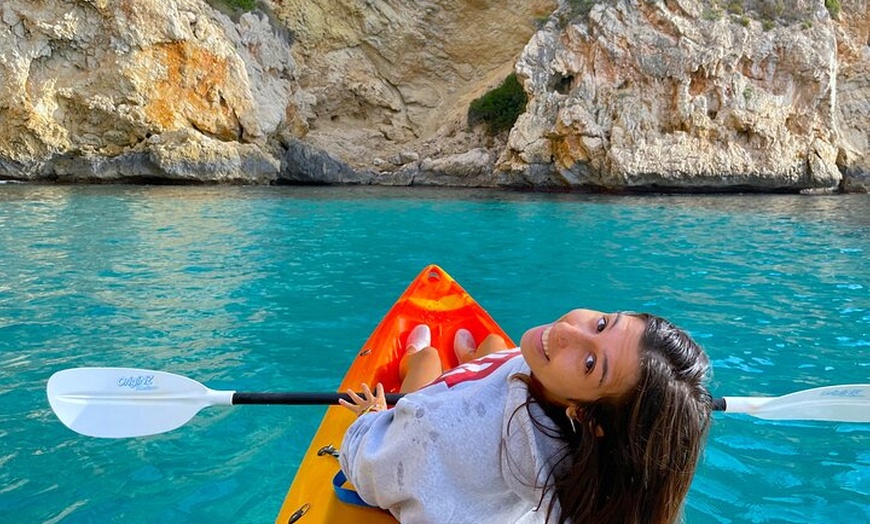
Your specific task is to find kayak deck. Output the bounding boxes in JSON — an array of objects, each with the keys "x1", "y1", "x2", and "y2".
[{"x1": 274, "y1": 265, "x2": 514, "y2": 523}]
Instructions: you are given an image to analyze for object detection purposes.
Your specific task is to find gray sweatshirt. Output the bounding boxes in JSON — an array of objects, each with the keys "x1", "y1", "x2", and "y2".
[{"x1": 339, "y1": 349, "x2": 566, "y2": 524}]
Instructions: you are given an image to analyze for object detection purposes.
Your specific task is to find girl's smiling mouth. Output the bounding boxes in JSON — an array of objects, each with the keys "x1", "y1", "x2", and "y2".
[{"x1": 541, "y1": 325, "x2": 552, "y2": 361}]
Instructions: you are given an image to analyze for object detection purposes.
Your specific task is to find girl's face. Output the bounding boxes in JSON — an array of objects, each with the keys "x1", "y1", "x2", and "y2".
[{"x1": 520, "y1": 309, "x2": 643, "y2": 405}]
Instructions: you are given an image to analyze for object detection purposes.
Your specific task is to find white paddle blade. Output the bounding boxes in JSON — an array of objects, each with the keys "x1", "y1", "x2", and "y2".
[
  {"x1": 47, "y1": 367, "x2": 234, "y2": 438},
  {"x1": 724, "y1": 384, "x2": 870, "y2": 423}
]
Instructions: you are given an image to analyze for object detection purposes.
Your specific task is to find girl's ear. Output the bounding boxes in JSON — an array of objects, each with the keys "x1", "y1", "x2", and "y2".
[
  {"x1": 565, "y1": 405, "x2": 582, "y2": 433},
  {"x1": 565, "y1": 404, "x2": 582, "y2": 421},
  {"x1": 568, "y1": 405, "x2": 604, "y2": 437}
]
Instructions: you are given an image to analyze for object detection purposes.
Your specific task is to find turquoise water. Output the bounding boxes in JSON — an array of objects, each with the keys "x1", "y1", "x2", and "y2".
[{"x1": 1, "y1": 185, "x2": 867, "y2": 523}]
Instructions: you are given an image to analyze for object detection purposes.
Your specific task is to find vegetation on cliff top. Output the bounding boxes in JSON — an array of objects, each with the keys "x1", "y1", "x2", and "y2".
[{"x1": 210, "y1": 0, "x2": 257, "y2": 14}]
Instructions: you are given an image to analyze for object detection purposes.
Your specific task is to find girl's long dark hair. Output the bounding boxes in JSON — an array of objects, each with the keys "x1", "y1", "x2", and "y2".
[{"x1": 514, "y1": 313, "x2": 712, "y2": 524}]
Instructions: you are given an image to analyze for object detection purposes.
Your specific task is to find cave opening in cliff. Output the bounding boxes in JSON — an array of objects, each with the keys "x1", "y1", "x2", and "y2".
[{"x1": 553, "y1": 73, "x2": 574, "y2": 94}]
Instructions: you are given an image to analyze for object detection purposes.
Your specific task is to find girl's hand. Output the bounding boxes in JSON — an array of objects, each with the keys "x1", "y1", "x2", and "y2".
[{"x1": 339, "y1": 382, "x2": 387, "y2": 416}]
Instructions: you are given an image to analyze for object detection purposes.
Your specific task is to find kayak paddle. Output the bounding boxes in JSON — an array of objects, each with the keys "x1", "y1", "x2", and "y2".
[
  {"x1": 47, "y1": 367, "x2": 869, "y2": 438},
  {"x1": 714, "y1": 385, "x2": 869, "y2": 423}
]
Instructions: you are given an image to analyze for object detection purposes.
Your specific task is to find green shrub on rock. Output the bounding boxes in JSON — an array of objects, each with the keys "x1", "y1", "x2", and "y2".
[
  {"x1": 467, "y1": 73, "x2": 527, "y2": 136},
  {"x1": 212, "y1": 0, "x2": 257, "y2": 13}
]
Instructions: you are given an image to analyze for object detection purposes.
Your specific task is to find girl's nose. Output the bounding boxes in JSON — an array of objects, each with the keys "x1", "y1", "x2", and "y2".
[{"x1": 555, "y1": 320, "x2": 593, "y2": 349}]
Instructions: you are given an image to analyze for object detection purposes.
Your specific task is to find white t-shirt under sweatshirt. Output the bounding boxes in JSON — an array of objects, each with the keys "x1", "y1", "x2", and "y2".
[{"x1": 339, "y1": 349, "x2": 567, "y2": 524}]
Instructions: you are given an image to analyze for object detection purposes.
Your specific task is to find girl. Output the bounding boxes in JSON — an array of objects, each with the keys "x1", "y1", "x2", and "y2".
[{"x1": 339, "y1": 308, "x2": 712, "y2": 524}]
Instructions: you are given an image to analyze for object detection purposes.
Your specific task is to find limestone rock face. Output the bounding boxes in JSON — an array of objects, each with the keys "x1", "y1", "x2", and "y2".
[
  {"x1": 500, "y1": 0, "x2": 854, "y2": 191},
  {"x1": 0, "y1": 0, "x2": 866, "y2": 191},
  {"x1": 268, "y1": 0, "x2": 556, "y2": 172},
  {"x1": 0, "y1": 0, "x2": 297, "y2": 182},
  {"x1": 835, "y1": 0, "x2": 870, "y2": 192}
]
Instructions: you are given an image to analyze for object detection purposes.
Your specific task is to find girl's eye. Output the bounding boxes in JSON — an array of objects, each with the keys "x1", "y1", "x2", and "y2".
[
  {"x1": 585, "y1": 353, "x2": 596, "y2": 373},
  {"x1": 596, "y1": 317, "x2": 608, "y2": 333}
]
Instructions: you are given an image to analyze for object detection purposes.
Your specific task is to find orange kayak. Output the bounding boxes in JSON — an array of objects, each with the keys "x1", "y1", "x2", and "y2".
[{"x1": 274, "y1": 264, "x2": 515, "y2": 523}]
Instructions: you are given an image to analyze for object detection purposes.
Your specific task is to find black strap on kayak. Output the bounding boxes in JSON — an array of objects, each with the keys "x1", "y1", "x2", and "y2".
[
  {"x1": 287, "y1": 503, "x2": 310, "y2": 523},
  {"x1": 332, "y1": 470, "x2": 377, "y2": 508}
]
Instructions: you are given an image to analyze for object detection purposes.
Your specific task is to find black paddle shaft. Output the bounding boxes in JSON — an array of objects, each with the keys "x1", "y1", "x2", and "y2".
[
  {"x1": 234, "y1": 392, "x2": 727, "y2": 410},
  {"x1": 233, "y1": 391, "x2": 726, "y2": 411},
  {"x1": 232, "y1": 392, "x2": 405, "y2": 406}
]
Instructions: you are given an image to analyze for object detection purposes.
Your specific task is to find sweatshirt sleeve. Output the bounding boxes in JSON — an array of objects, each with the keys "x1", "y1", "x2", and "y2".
[{"x1": 338, "y1": 394, "x2": 442, "y2": 522}]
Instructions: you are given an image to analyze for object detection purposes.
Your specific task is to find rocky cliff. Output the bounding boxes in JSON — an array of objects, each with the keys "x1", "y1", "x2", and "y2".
[
  {"x1": 500, "y1": 0, "x2": 869, "y2": 192},
  {"x1": 0, "y1": 0, "x2": 866, "y2": 192},
  {"x1": 0, "y1": 0, "x2": 295, "y2": 183}
]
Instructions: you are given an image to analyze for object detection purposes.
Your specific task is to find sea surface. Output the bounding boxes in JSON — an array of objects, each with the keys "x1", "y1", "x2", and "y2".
[{"x1": 0, "y1": 184, "x2": 867, "y2": 523}]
